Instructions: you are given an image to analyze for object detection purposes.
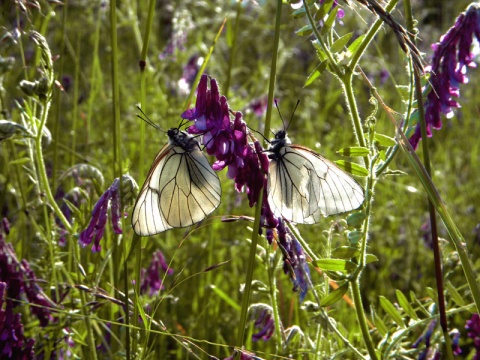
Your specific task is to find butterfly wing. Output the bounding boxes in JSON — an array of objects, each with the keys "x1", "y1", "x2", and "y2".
[
  {"x1": 132, "y1": 144, "x2": 221, "y2": 236},
  {"x1": 268, "y1": 144, "x2": 364, "y2": 224}
]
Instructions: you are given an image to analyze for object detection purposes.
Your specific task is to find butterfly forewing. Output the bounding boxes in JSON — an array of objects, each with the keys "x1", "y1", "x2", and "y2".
[
  {"x1": 267, "y1": 137, "x2": 364, "y2": 224},
  {"x1": 132, "y1": 130, "x2": 221, "y2": 236}
]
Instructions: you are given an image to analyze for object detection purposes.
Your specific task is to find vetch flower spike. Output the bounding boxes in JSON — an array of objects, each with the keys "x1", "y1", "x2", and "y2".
[
  {"x1": 79, "y1": 175, "x2": 136, "y2": 252},
  {"x1": 409, "y1": 4, "x2": 480, "y2": 149}
]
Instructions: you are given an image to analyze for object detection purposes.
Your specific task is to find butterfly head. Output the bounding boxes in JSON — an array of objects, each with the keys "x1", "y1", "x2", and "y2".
[
  {"x1": 168, "y1": 128, "x2": 199, "y2": 151},
  {"x1": 267, "y1": 130, "x2": 290, "y2": 160}
]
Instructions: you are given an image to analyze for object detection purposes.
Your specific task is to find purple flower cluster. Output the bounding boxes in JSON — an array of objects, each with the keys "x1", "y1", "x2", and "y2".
[
  {"x1": 0, "y1": 228, "x2": 58, "y2": 358},
  {"x1": 466, "y1": 313, "x2": 480, "y2": 359},
  {"x1": 409, "y1": 4, "x2": 480, "y2": 149},
  {"x1": 182, "y1": 75, "x2": 277, "y2": 228},
  {"x1": 79, "y1": 178, "x2": 123, "y2": 252},
  {"x1": 79, "y1": 175, "x2": 137, "y2": 252},
  {"x1": 277, "y1": 219, "x2": 311, "y2": 302},
  {"x1": 250, "y1": 305, "x2": 275, "y2": 342},
  {"x1": 140, "y1": 250, "x2": 174, "y2": 296}
]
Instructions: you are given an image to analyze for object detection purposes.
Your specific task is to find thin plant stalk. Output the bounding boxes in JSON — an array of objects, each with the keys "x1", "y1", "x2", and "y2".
[
  {"x1": 224, "y1": 1, "x2": 242, "y2": 98},
  {"x1": 109, "y1": 0, "x2": 130, "y2": 357},
  {"x1": 235, "y1": 0, "x2": 283, "y2": 351},
  {"x1": 403, "y1": 0, "x2": 452, "y2": 356}
]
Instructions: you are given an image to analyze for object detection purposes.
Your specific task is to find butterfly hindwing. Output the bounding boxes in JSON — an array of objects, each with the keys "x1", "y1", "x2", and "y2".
[
  {"x1": 267, "y1": 131, "x2": 364, "y2": 224},
  {"x1": 132, "y1": 130, "x2": 221, "y2": 236}
]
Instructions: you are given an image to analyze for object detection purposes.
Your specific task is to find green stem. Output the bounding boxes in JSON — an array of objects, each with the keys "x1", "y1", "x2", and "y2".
[
  {"x1": 224, "y1": 1, "x2": 242, "y2": 98},
  {"x1": 235, "y1": 189, "x2": 264, "y2": 350},
  {"x1": 235, "y1": 0, "x2": 283, "y2": 351},
  {"x1": 267, "y1": 252, "x2": 284, "y2": 352},
  {"x1": 109, "y1": 0, "x2": 129, "y2": 357},
  {"x1": 348, "y1": 0, "x2": 400, "y2": 72},
  {"x1": 303, "y1": 0, "x2": 342, "y2": 75}
]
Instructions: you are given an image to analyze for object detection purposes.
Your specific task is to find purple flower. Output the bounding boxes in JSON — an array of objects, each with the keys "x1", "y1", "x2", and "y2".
[
  {"x1": 249, "y1": 305, "x2": 275, "y2": 342},
  {"x1": 182, "y1": 75, "x2": 277, "y2": 231},
  {"x1": 140, "y1": 250, "x2": 174, "y2": 296},
  {"x1": 0, "y1": 282, "x2": 35, "y2": 359},
  {"x1": 451, "y1": 329, "x2": 462, "y2": 356},
  {"x1": 246, "y1": 96, "x2": 268, "y2": 117},
  {"x1": 79, "y1": 175, "x2": 138, "y2": 252},
  {"x1": 277, "y1": 219, "x2": 311, "y2": 302},
  {"x1": 466, "y1": 313, "x2": 480, "y2": 359},
  {"x1": 409, "y1": 4, "x2": 480, "y2": 149},
  {"x1": 0, "y1": 231, "x2": 59, "y2": 358},
  {"x1": 177, "y1": 54, "x2": 202, "y2": 95}
]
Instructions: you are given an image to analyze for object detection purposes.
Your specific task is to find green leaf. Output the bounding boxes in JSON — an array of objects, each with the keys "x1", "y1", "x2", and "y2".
[
  {"x1": 365, "y1": 254, "x2": 378, "y2": 264},
  {"x1": 347, "y1": 231, "x2": 364, "y2": 245},
  {"x1": 426, "y1": 287, "x2": 438, "y2": 303},
  {"x1": 331, "y1": 246, "x2": 360, "y2": 259},
  {"x1": 210, "y1": 285, "x2": 241, "y2": 311},
  {"x1": 446, "y1": 281, "x2": 465, "y2": 306},
  {"x1": 347, "y1": 35, "x2": 366, "y2": 55},
  {"x1": 296, "y1": 24, "x2": 313, "y2": 37},
  {"x1": 374, "y1": 133, "x2": 396, "y2": 147},
  {"x1": 316, "y1": 0, "x2": 334, "y2": 19},
  {"x1": 337, "y1": 146, "x2": 369, "y2": 157},
  {"x1": 395, "y1": 289, "x2": 418, "y2": 320},
  {"x1": 334, "y1": 160, "x2": 369, "y2": 177},
  {"x1": 313, "y1": 259, "x2": 357, "y2": 272},
  {"x1": 346, "y1": 212, "x2": 366, "y2": 228},
  {"x1": 374, "y1": 313, "x2": 388, "y2": 337},
  {"x1": 320, "y1": 282, "x2": 349, "y2": 307},
  {"x1": 330, "y1": 32, "x2": 353, "y2": 53},
  {"x1": 304, "y1": 60, "x2": 327, "y2": 88},
  {"x1": 320, "y1": 7, "x2": 339, "y2": 36},
  {"x1": 379, "y1": 296, "x2": 405, "y2": 328},
  {"x1": 9, "y1": 157, "x2": 31, "y2": 166},
  {"x1": 292, "y1": 6, "x2": 306, "y2": 18}
]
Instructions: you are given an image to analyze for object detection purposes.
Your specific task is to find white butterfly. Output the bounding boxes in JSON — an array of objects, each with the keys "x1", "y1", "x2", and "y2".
[
  {"x1": 132, "y1": 126, "x2": 221, "y2": 236},
  {"x1": 266, "y1": 130, "x2": 364, "y2": 224}
]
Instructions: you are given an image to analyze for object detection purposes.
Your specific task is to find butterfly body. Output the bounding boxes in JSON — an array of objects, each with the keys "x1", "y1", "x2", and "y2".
[
  {"x1": 132, "y1": 128, "x2": 221, "y2": 236},
  {"x1": 267, "y1": 130, "x2": 364, "y2": 224}
]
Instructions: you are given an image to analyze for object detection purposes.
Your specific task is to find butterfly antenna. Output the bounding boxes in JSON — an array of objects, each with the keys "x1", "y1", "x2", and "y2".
[
  {"x1": 247, "y1": 124, "x2": 270, "y2": 144},
  {"x1": 286, "y1": 100, "x2": 300, "y2": 133},
  {"x1": 136, "y1": 106, "x2": 163, "y2": 132},
  {"x1": 274, "y1": 99, "x2": 286, "y2": 130}
]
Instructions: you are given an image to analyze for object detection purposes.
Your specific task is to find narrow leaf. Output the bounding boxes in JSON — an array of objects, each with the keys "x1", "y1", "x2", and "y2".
[
  {"x1": 365, "y1": 254, "x2": 378, "y2": 264},
  {"x1": 331, "y1": 246, "x2": 360, "y2": 259},
  {"x1": 348, "y1": 34, "x2": 366, "y2": 55},
  {"x1": 374, "y1": 133, "x2": 396, "y2": 147},
  {"x1": 313, "y1": 259, "x2": 356, "y2": 272},
  {"x1": 304, "y1": 60, "x2": 327, "y2": 88},
  {"x1": 334, "y1": 160, "x2": 369, "y2": 177},
  {"x1": 210, "y1": 285, "x2": 241, "y2": 311},
  {"x1": 331, "y1": 32, "x2": 353, "y2": 53},
  {"x1": 296, "y1": 24, "x2": 313, "y2": 37},
  {"x1": 320, "y1": 282, "x2": 349, "y2": 307},
  {"x1": 320, "y1": 7, "x2": 339, "y2": 36},
  {"x1": 395, "y1": 289, "x2": 418, "y2": 320},
  {"x1": 337, "y1": 147, "x2": 370, "y2": 157},
  {"x1": 374, "y1": 313, "x2": 388, "y2": 337},
  {"x1": 379, "y1": 296, "x2": 405, "y2": 328},
  {"x1": 446, "y1": 282, "x2": 465, "y2": 307}
]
